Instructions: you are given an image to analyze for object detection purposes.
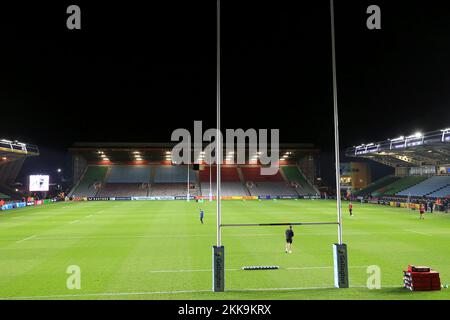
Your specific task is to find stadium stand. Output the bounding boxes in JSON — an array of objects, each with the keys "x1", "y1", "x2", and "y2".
[
  {"x1": 154, "y1": 165, "x2": 196, "y2": 183},
  {"x1": 0, "y1": 140, "x2": 39, "y2": 199},
  {"x1": 375, "y1": 176, "x2": 427, "y2": 196},
  {"x1": 344, "y1": 127, "x2": 450, "y2": 199},
  {"x1": 354, "y1": 175, "x2": 400, "y2": 196},
  {"x1": 93, "y1": 166, "x2": 152, "y2": 197},
  {"x1": 247, "y1": 181, "x2": 298, "y2": 196},
  {"x1": 199, "y1": 166, "x2": 240, "y2": 182},
  {"x1": 281, "y1": 166, "x2": 316, "y2": 195},
  {"x1": 241, "y1": 166, "x2": 298, "y2": 196},
  {"x1": 201, "y1": 182, "x2": 249, "y2": 196},
  {"x1": 428, "y1": 184, "x2": 450, "y2": 198},
  {"x1": 241, "y1": 167, "x2": 284, "y2": 182},
  {"x1": 0, "y1": 185, "x2": 23, "y2": 200},
  {"x1": 69, "y1": 143, "x2": 320, "y2": 198},
  {"x1": 0, "y1": 192, "x2": 10, "y2": 199},
  {"x1": 150, "y1": 165, "x2": 197, "y2": 196},
  {"x1": 70, "y1": 166, "x2": 108, "y2": 197},
  {"x1": 106, "y1": 165, "x2": 151, "y2": 183},
  {"x1": 199, "y1": 166, "x2": 248, "y2": 196},
  {"x1": 96, "y1": 183, "x2": 148, "y2": 197},
  {"x1": 149, "y1": 183, "x2": 196, "y2": 196},
  {"x1": 397, "y1": 176, "x2": 450, "y2": 197}
]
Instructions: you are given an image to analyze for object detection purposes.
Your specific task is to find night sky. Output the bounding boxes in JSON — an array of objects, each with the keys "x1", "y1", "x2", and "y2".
[{"x1": 1, "y1": 0, "x2": 450, "y2": 179}]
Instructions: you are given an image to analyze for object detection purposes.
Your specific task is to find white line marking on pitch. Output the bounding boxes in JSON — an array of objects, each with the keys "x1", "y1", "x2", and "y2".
[
  {"x1": 16, "y1": 235, "x2": 36, "y2": 243},
  {"x1": 404, "y1": 229, "x2": 432, "y2": 236},
  {"x1": 0, "y1": 289, "x2": 211, "y2": 300},
  {"x1": 229, "y1": 284, "x2": 401, "y2": 292},
  {"x1": 230, "y1": 286, "x2": 335, "y2": 292},
  {"x1": 0, "y1": 284, "x2": 403, "y2": 299}
]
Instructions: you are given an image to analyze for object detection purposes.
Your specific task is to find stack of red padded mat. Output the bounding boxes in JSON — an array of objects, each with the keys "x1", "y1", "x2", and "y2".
[{"x1": 404, "y1": 265, "x2": 441, "y2": 291}]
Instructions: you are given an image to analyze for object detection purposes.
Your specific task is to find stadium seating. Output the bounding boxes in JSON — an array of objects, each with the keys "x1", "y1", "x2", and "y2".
[
  {"x1": 201, "y1": 182, "x2": 249, "y2": 196},
  {"x1": 71, "y1": 166, "x2": 108, "y2": 197},
  {"x1": 106, "y1": 165, "x2": 151, "y2": 183},
  {"x1": 247, "y1": 182, "x2": 298, "y2": 196},
  {"x1": 154, "y1": 165, "x2": 196, "y2": 183},
  {"x1": 281, "y1": 166, "x2": 316, "y2": 195},
  {"x1": 240, "y1": 166, "x2": 298, "y2": 197},
  {"x1": 199, "y1": 166, "x2": 240, "y2": 182},
  {"x1": 0, "y1": 192, "x2": 9, "y2": 199},
  {"x1": 378, "y1": 176, "x2": 427, "y2": 196},
  {"x1": 428, "y1": 185, "x2": 450, "y2": 198},
  {"x1": 96, "y1": 183, "x2": 148, "y2": 197},
  {"x1": 397, "y1": 176, "x2": 450, "y2": 197},
  {"x1": 355, "y1": 175, "x2": 400, "y2": 196},
  {"x1": 241, "y1": 167, "x2": 284, "y2": 182},
  {"x1": 69, "y1": 165, "x2": 319, "y2": 198},
  {"x1": 149, "y1": 183, "x2": 197, "y2": 196}
]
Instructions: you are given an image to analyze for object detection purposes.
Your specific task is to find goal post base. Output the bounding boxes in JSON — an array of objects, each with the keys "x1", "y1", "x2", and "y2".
[
  {"x1": 333, "y1": 243, "x2": 349, "y2": 288},
  {"x1": 212, "y1": 246, "x2": 225, "y2": 292}
]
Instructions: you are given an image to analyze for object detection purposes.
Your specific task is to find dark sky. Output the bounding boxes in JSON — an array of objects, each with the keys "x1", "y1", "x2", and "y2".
[{"x1": 1, "y1": 0, "x2": 450, "y2": 154}]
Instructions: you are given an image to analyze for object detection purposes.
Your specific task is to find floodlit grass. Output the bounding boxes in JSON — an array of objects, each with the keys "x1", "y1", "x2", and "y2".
[{"x1": 0, "y1": 199, "x2": 449, "y2": 300}]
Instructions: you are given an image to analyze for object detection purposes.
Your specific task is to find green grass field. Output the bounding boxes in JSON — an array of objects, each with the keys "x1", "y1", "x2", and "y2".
[{"x1": 0, "y1": 199, "x2": 449, "y2": 300}]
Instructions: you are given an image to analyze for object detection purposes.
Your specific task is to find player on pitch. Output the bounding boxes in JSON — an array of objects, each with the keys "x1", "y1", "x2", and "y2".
[
  {"x1": 419, "y1": 203, "x2": 425, "y2": 219},
  {"x1": 285, "y1": 225, "x2": 294, "y2": 253},
  {"x1": 349, "y1": 202, "x2": 353, "y2": 216},
  {"x1": 199, "y1": 209, "x2": 204, "y2": 224}
]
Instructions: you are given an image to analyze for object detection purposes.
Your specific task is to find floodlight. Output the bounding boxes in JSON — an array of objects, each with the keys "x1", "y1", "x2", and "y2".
[
  {"x1": 390, "y1": 136, "x2": 404, "y2": 142},
  {"x1": 407, "y1": 132, "x2": 422, "y2": 139}
]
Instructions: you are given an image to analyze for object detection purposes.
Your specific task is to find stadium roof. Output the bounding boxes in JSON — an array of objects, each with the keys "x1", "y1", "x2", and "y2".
[
  {"x1": 0, "y1": 139, "x2": 39, "y2": 163},
  {"x1": 345, "y1": 128, "x2": 450, "y2": 167},
  {"x1": 69, "y1": 142, "x2": 319, "y2": 164}
]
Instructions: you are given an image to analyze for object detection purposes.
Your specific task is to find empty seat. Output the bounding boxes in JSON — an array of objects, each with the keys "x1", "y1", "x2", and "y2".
[
  {"x1": 379, "y1": 176, "x2": 427, "y2": 196},
  {"x1": 71, "y1": 166, "x2": 108, "y2": 197},
  {"x1": 428, "y1": 185, "x2": 450, "y2": 198},
  {"x1": 97, "y1": 183, "x2": 148, "y2": 197},
  {"x1": 201, "y1": 182, "x2": 248, "y2": 196},
  {"x1": 353, "y1": 175, "x2": 400, "y2": 196},
  {"x1": 107, "y1": 166, "x2": 151, "y2": 183},
  {"x1": 398, "y1": 176, "x2": 450, "y2": 197},
  {"x1": 149, "y1": 183, "x2": 196, "y2": 196},
  {"x1": 199, "y1": 166, "x2": 240, "y2": 182},
  {"x1": 281, "y1": 166, "x2": 316, "y2": 195},
  {"x1": 154, "y1": 166, "x2": 196, "y2": 183},
  {"x1": 241, "y1": 167, "x2": 284, "y2": 182},
  {"x1": 248, "y1": 182, "x2": 298, "y2": 196}
]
